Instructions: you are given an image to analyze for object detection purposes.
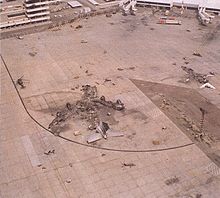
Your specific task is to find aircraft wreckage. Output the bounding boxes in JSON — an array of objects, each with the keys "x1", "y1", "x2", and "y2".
[{"x1": 48, "y1": 85, "x2": 125, "y2": 143}]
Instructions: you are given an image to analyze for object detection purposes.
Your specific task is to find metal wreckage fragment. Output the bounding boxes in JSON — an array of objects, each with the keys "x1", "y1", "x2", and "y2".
[
  {"x1": 181, "y1": 66, "x2": 209, "y2": 84},
  {"x1": 48, "y1": 85, "x2": 125, "y2": 142}
]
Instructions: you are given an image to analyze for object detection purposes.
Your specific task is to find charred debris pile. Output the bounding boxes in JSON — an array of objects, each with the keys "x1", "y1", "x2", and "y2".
[{"x1": 48, "y1": 85, "x2": 125, "y2": 142}]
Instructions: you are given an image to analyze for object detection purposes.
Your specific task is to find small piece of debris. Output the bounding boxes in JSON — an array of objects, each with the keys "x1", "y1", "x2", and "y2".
[
  {"x1": 117, "y1": 68, "x2": 124, "y2": 71},
  {"x1": 101, "y1": 153, "x2": 106, "y2": 157},
  {"x1": 42, "y1": 166, "x2": 46, "y2": 170},
  {"x1": 75, "y1": 25, "x2": 83, "y2": 29},
  {"x1": 165, "y1": 176, "x2": 179, "y2": 185},
  {"x1": 66, "y1": 178, "x2": 72, "y2": 183},
  {"x1": 29, "y1": 52, "x2": 37, "y2": 57},
  {"x1": 73, "y1": 131, "x2": 81, "y2": 136},
  {"x1": 51, "y1": 27, "x2": 61, "y2": 31},
  {"x1": 184, "y1": 61, "x2": 189, "y2": 64},
  {"x1": 122, "y1": 162, "x2": 136, "y2": 168},
  {"x1": 193, "y1": 51, "x2": 202, "y2": 57},
  {"x1": 162, "y1": 126, "x2": 167, "y2": 130},
  {"x1": 186, "y1": 29, "x2": 191, "y2": 32},
  {"x1": 74, "y1": 76, "x2": 79, "y2": 79},
  {"x1": 104, "y1": 78, "x2": 111, "y2": 82},
  {"x1": 107, "y1": 112, "x2": 111, "y2": 116},
  {"x1": 150, "y1": 27, "x2": 155, "y2": 30},
  {"x1": 17, "y1": 36, "x2": 24, "y2": 40},
  {"x1": 128, "y1": 66, "x2": 135, "y2": 70},
  {"x1": 85, "y1": 70, "x2": 88, "y2": 73},
  {"x1": 69, "y1": 163, "x2": 73, "y2": 167},
  {"x1": 196, "y1": 194, "x2": 202, "y2": 198},
  {"x1": 152, "y1": 140, "x2": 160, "y2": 145},
  {"x1": 44, "y1": 149, "x2": 55, "y2": 155},
  {"x1": 81, "y1": 40, "x2": 88, "y2": 44},
  {"x1": 106, "y1": 13, "x2": 112, "y2": 17},
  {"x1": 16, "y1": 76, "x2": 26, "y2": 89},
  {"x1": 200, "y1": 83, "x2": 216, "y2": 89}
]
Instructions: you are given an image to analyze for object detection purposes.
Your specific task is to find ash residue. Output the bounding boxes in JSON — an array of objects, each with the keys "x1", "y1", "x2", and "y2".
[{"x1": 48, "y1": 85, "x2": 125, "y2": 135}]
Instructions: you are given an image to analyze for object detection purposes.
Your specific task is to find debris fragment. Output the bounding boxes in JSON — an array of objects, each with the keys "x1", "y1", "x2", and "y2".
[
  {"x1": 122, "y1": 162, "x2": 136, "y2": 168},
  {"x1": 96, "y1": 121, "x2": 109, "y2": 139},
  {"x1": 117, "y1": 68, "x2": 124, "y2": 71},
  {"x1": 16, "y1": 76, "x2": 26, "y2": 89},
  {"x1": 74, "y1": 76, "x2": 79, "y2": 79},
  {"x1": 73, "y1": 131, "x2": 81, "y2": 136},
  {"x1": 200, "y1": 83, "x2": 216, "y2": 89},
  {"x1": 87, "y1": 132, "x2": 102, "y2": 143},
  {"x1": 101, "y1": 153, "x2": 106, "y2": 157},
  {"x1": 152, "y1": 140, "x2": 160, "y2": 145},
  {"x1": 193, "y1": 51, "x2": 202, "y2": 57},
  {"x1": 196, "y1": 193, "x2": 202, "y2": 198},
  {"x1": 17, "y1": 36, "x2": 24, "y2": 40},
  {"x1": 106, "y1": 13, "x2": 112, "y2": 17},
  {"x1": 69, "y1": 163, "x2": 73, "y2": 167},
  {"x1": 128, "y1": 66, "x2": 135, "y2": 70},
  {"x1": 87, "y1": 122, "x2": 124, "y2": 143},
  {"x1": 75, "y1": 25, "x2": 83, "y2": 29},
  {"x1": 162, "y1": 126, "x2": 167, "y2": 130},
  {"x1": 51, "y1": 27, "x2": 61, "y2": 31},
  {"x1": 165, "y1": 176, "x2": 179, "y2": 185},
  {"x1": 160, "y1": 97, "x2": 170, "y2": 109},
  {"x1": 158, "y1": 17, "x2": 181, "y2": 25},
  {"x1": 81, "y1": 40, "x2": 88, "y2": 43},
  {"x1": 44, "y1": 149, "x2": 55, "y2": 155},
  {"x1": 29, "y1": 52, "x2": 37, "y2": 57},
  {"x1": 127, "y1": 132, "x2": 136, "y2": 140},
  {"x1": 66, "y1": 178, "x2": 72, "y2": 183}
]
